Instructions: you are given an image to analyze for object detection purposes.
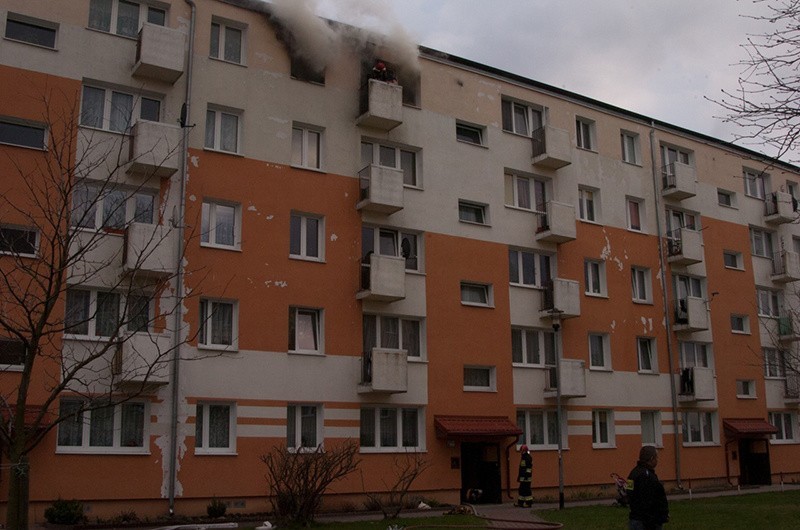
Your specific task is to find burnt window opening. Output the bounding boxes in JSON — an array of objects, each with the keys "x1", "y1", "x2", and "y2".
[
  {"x1": 0, "y1": 338, "x2": 25, "y2": 366},
  {"x1": 290, "y1": 55, "x2": 325, "y2": 85},
  {"x1": 361, "y1": 58, "x2": 420, "y2": 107}
]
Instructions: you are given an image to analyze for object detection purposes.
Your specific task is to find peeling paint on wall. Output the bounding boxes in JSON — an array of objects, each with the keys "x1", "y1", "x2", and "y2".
[
  {"x1": 190, "y1": 156, "x2": 199, "y2": 167},
  {"x1": 266, "y1": 215, "x2": 274, "y2": 220},
  {"x1": 640, "y1": 316, "x2": 653, "y2": 333},
  {"x1": 330, "y1": 233, "x2": 338, "y2": 241},
  {"x1": 188, "y1": 194, "x2": 196, "y2": 202},
  {"x1": 247, "y1": 205, "x2": 258, "y2": 212}
]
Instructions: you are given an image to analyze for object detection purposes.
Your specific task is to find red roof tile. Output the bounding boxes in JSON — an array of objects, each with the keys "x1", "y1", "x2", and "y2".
[
  {"x1": 434, "y1": 415, "x2": 522, "y2": 438},
  {"x1": 723, "y1": 418, "x2": 778, "y2": 436}
]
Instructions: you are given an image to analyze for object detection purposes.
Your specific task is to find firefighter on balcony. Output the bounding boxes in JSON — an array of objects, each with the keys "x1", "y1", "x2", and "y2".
[{"x1": 515, "y1": 444, "x2": 533, "y2": 507}]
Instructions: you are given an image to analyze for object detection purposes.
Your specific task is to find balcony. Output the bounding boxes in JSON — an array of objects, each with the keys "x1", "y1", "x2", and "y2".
[
  {"x1": 540, "y1": 278, "x2": 580, "y2": 319},
  {"x1": 124, "y1": 223, "x2": 175, "y2": 277},
  {"x1": 357, "y1": 253, "x2": 405, "y2": 302},
  {"x1": 785, "y1": 374, "x2": 800, "y2": 404},
  {"x1": 673, "y1": 296, "x2": 709, "y2": 332},
  {"x1": 358, "y1": 348, "x2": 408, "y2": 394},
  {"x1": 355, "y1": 164, "x2": 404, "y2": 214},
  {"x1": 126, "y1": 120, "x2": 182, "y2": 178},
  {"x1": 764, "y1": 191, "x2": 797, "y2": 225},
  {"x1": 531, "y1": 125, "x2": 572, "y2": 170},
  {"x1": 132, "y1": 23, "x2": 186, "y2": 84},
  {"x1": 661, "y1": 161, "x2": 697, "y2": 200},
  {"x1": 112, "y1": 333, "x2": 172, "y2": 389},
  {"x1": 771, "y1": 250, "x2": 800, "y2": 283},
  {"x1": 356, "y1": 79, "x2": 403, "y2": 131},
  {"x1": 778, "y1": 316, "x2": 800, "y2": 342},
  {"x1": 666, "y1": 228, "x2": 703, "y2": 265},
  {"x1": 677, "y1": 366, "x2": 715, "y2": 402},
  {"x1": 534, "y1": 201, "x2": 576, "y2": 243},
  {"x1": 544, "y1": 359, "x2": 587, "y2": 399}
]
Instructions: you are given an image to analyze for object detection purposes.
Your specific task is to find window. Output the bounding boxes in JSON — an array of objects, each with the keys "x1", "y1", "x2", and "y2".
[
  {"x1": 290, "y1": 212, "x2": 323, "y2": 261},
  {"x1": 673, "y1": 274, "x2": 704, "y2": 301},
  {"x1": 71, "y1": 183, "x2": 156, "y2": 230},
  {"x1": 680, "y1": 341, "x2": 710, "y2": 369},
  {"x1": 290, "y1": 55, "x2": 325, "y2": 84},
  {"x1": 516, "y1": 409, "x2": 559, "y2": 449},
  {"x1": 205, "y1": 106, "x2": 240, "y2": 153},
  {"x1": 456, "y1": 122, "x2": 484, "y2": 145},
  {"x1": 731, "y1": 314, "x2": 750, "y2": 334},
  {"x1": 210, "y1": 19, "x2": 243, "y2": 64},
  {"x1": 621, "y1": 131, "x2": 639, "y2": 164},
  {"x1": 665, "y1": 209, "x2": 698, "y2": 239},
  {"x1": 464, "y1": 366, "x2": 495, "y2": 391},
  {"x1": 662, "y1": 145, "x2": 691, "y2": 171},
  {"x1": 505, "y1": 173, "x2": 547, "y2": 212},
  {"x1": 200, "y1": 200, "x2": 239, "y2": 249},
  {"x1": 750, "y1": 228, "x2": 774, "y2": 258},
  {"x1": 460, "y1": 282, "x2": 492, "y2": 307},
  {"x1": 195, "y1": 402, "x2": 236, "y2": 454},
  {"x1": 57, "y1": 398, "x2": 147, "y2": 452},
  {"x1": 458, "y1": 200, "x2": 488, "y2": 225},
  {"x1": 511, "y1": 328, "x2": 555, "y2": 367},
  {"x1": 588, "y1": 333, "x2": 610, "y2": 370},
  {"x1": 291, "y1": 125, "x2": 321, "y2": 169},
  {"x1": 640, "y1": 411, "x2": 662, "y2": 446},
  {"x1": 361, "y1": 141, "x2": 419, "y2": 187},
  {"x1": 576, "y1": 118, "x2": 594, "y2": 150},
  {"x1": 362, "y1": 226, "x2": 420, "y2": 271},
  {"x1": 631, "y1": 267, "x2": 651, "y2": 303},
  {"x1": 770, "y1": 412, "x2": 797, "y2": 442},
  {"x1": 757, "y1": 288, "x2": 781, "y2": 317},
  {"x1": 718, "y1": 189, "x2": 736, "y2": 208},
  {"x1": 88, "y1": 0, "x2": 165, "y2": 37},
  {"x1": 4, "y1": 13, "x2": 57, "y2": 48},
  {"x1": 584, "y1": 259, "x2": 606, "y2": 296},
  {"x1": 578, "y1": 187, "x2": 598, "y2": 222},
  {"x1": 289, "y1": 307, "x2": 322, "y2": 354},
  {"x1": 744, "y1": 169, "x2": 768, "y2": 200},
  {"x1": 723, "y1": 251, "x2": 742, "y2": 269},
  {"x1": 627, "y1": 198, "x2": 643, "y2": 232},
  {"x1": 65, "y1": 289, "x2": 114, "y2": 337},
  {"x1": 287, "y1": 404, "x2": 321, "y2": 450},
  {"x1": 736, "y1": 380, "x2": 756, "y2": 398},
  {"x1": 682, "y1": 411, "x2": 717, "y2": 445},
  {"x1": 360, "y1": 407, "x2": 422, "y2": 451},
  {"x1": 363, "y1": 314, "x2": 422, "y2": 358},
  {"x1": 509, "y1": 249, "x2": 552, "y2": 288},
  {"x1": 0, "y1": 338, "x2": 25, "y2": 367},
  {"x1": 637, "y1": 337, "x2": 656, "y2": 373},
  {"x1": 80, "y1": 85, "x2": 161, "y2": 132},
  {"x1": 198, "y1": 299, "x2": 236, "y2": 348},
  {"x1": 0, "y1": 225, "x2": 38, "y2": 257},
  {"x1": 501, "y1": 99, "x2": 542, "y2": 136},
  {"x1": 764, "y1": 348, "x2": 786, "y2": 378},
  {"x1": 0, "y1": 118, "x2": 46, "y2": 149},
  {"x1": 592, "y1": 410, "x2": 614, "y2": 447}
]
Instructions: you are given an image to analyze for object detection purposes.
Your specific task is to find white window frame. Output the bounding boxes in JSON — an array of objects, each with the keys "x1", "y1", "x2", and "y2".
[
  {"x1": 637, "y1": 337, "x2": 657, "y2": 374},
  {"x1": 592, "y1": 409, "x2": 615, "y2": 448},
  {"x1": 744, "y1": 169, "x2": 768, "y2": 200},
  {"x1": 511, "y1": 327, "x2": 556, "y2": 367},
  {"x1": 588, "y1": 333, "x2": 611, "y2": 370},
  {"x1": 682, "y1": 410, "x2": 718, "y2": 446},
  {"x1": 640, "y1": 410, "x2": 663, "y2": 447},
  {"x1": 460, "y1": 282, "x2": 493, "y2": 307},
  {"x1": 56, "y1": 398, "x2": 149, "y2": 454},
  {"x1": 209, "y1": 17, "x2": 245, "y2": 65},
  {"x1": 516, "y1": 409, "x2": 560, "y2": 450},
  {"x1": 71, "y1": 182, "x2": 157, "y2": 231},
  {"x1": 458, "y1": 200, "x2": 489, "y2": 225},
  {"x1": 665, "y1": 208, "x2": 698, "y2": 234},
  {"x1": 359, "y1": 406, "x2": 424, "y2": 452},
  {"x1": 361, "y1": 140, "x2": 420, "y2": 188},
  {"x1": 621, "y1": 131, "x2": 639, "y2": 164},
  {"x1": 290, "y1": 212, "x2": 323, "y2": 261},
  {"x1": 769, "y1": 411, "x2": 797, "y2": 443},
  {"x1": 292, "y1": 124, "x2": 322, "y2": 170},
  {"x1": 63, "y1": 288, "x2": 130, "y2": 339},
  {"x1": 505, "y1": 173, "x2": 547, "y2": 212},
  {"x1": 717, "y1": 188, "x2": 736, "y2": 208},
  {"x1": 764, "y1": 348, "x2": 786, "y2": 378},
  {"x1": 757, "y1": 288, "x2": 782, "y2": 318},
  {"x1": 0, "y1": 224, "x2": 39, "y2": 257},
  {"x1": 509, "y1": 248, "x2": 552, "y2": 288},
  {"x1": 463, "y1": 365, "x2": 496, "y2": 392},
  {"x1": 631, "y1": 267, "x2": 651, "y2": 303},
  {"x1": 289, "y1": 306, "x2": 323, "y2": 355},
  {"x1": 88, "y1": 0, "x2": 166, "y2": 38},
  {"x1": 501, "y1": 99, "x2": 543, "y2": 137},
  {"x1": 362, "y1": 226, "x2": 421, "y2": 272},
  {"x1": 576, "y1": 117, "x2": 595, "y2": 150},
  {"x1": 456, "y1": 121, "x2": 485, "y2": 146},
  {"x1": 750, "y1": 227, "x2": 774, "y2": 258},
  {"x1": 287, "y1": 403, "x2": 322, "y2": 451},
  {"x1": 627, "y1": 197, "x2": 644, "y2": 232},
  {"x1": 584, "y1": 259, "x2": 607, "y2": 296},
  {"x1": 731, "y1": 314, "x2": 750, "y2": 334},
  {"x1": 736, "y1": 379, "x2": 757, "y2": 399},
  {"x1": 204, "y1": 105, "x2": 241, "y2": 154},
  {"x1": 4, "y1": 12, "x2": 59, "y2": 49},
  {"x1": 363, "y1": 314, "x2": 424, "y2": 359},
  {"x1": 198, "y1": 298, "x2": 237, "y2": 350},
  {"x1": 680, "y1": 341, "x2": 711, "y2": 369},
  {"x1": 578, "y1": 186, "x2": 598, "y2": 222},
  {"x1": 662, "y1": 145, "x2": 692, "y2": 173},
  {"x1": 200, "y1": 200, "x2": 240, "y2": 250},
  {"x1": 80, "y1": 84, "x2": 161, "y2": 133},
  {"x1": 194, "y1": 402, "x2": 236, "y2": 454},
  {"x1": 723, "y1": 250, "x2": 743, "y2": 270},
  {"x1": 0, "y1": 338, "x2": 25, "y2": 368}
]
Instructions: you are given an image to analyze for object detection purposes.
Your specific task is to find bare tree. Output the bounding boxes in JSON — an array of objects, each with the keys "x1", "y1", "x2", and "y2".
[
  {"x1": 0, "y1": 88, "x2": 187, "y2": 530},
  {"x1": 260, "y1": 441, "x2": 360, "y2": 527},
  {"x1": 715, "y1": 0, "x2": 800, "y2": 162},
  {"x1": 363, "y1": 452, "x2": 431, "y2": 520}
]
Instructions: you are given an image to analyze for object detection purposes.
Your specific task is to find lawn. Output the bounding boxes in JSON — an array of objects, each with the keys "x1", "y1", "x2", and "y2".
[
  {"x1": 239, "y1": 514, "x2": 485, "y2": 529},
  {"x1": 535, "y1": 489, "x2": 800, "y2": 530}
]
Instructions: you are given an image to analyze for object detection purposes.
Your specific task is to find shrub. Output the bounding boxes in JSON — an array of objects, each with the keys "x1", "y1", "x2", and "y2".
[
  {"x1": 207, "y1": 497, "x2": 227, "y2": 518},
  {"x1": 110, "y1": 510, "x2": 139, "y2": 524},
  {"x1": 43, "y1": 498, "x2": 87, "y2": 525}
]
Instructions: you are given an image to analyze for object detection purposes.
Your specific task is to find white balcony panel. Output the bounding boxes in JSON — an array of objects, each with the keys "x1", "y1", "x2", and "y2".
[
  {"x1": 113, "y1": 333, "x2": 172, "y2": 388},
  {"x1": 534, "y1": 201, "x2": 576, "y2": 243},
  {"x1": 356, "y1": 79, "x2": 403, "y2": 131},
  {"x1": 544, "y1": 359, "x2": 586, "y2": 399},
  {"x1": 531, "y1": 125, "x2": 572, "y2": 170},
  {"x1": 358, "y1": 348, "x2": 408, "y2": 394},
  {"x1": 124, "y1": 223, "x2": 176, "y2": 277},
  {"x1": 357, "y1": 254, "x2": 405, "y2": 302},
  {"x1": 356, "y1": 164, "x2": 404, "y2": 214},
  {"x1": 132, "y1": 23, "x2": 186, "y2": 84},
  {"x1": 127, "y1": 120, "x2": 182, "y2": 178}
]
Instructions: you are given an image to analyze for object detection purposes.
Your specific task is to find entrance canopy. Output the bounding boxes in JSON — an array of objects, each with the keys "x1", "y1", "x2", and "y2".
[
  {"x1": 723, "y1": 418, "x2": 777, "y2": 439},
  {"x1": 434, "y1": 415, "x2": 522, "y2": 440}
]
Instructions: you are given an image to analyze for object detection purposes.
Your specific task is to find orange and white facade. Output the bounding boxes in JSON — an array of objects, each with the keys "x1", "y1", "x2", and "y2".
[{"x1": 2, "y1": 0, "x2": 800, "y2": 523}]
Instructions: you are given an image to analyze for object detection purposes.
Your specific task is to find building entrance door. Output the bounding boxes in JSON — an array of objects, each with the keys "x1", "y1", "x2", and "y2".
[
  {"x1": 460, "y1": 442, "x2": 501, "y2": 504},
  {"x1": 739, "y1": 439, "x2": 772, "y2": 485}
]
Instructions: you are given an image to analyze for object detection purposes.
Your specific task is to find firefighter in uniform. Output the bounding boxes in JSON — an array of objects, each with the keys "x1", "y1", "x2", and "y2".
[{"x1": 515, "y1": 444, "x2": 533, "y2": 507}]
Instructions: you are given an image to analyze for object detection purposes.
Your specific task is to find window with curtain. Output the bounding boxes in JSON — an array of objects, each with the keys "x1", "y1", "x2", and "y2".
[
  {"x1": 57, "y1": 398, "x2": 148, "y2": 452},
  {"x1": 199, "y1": 299, "x2": 235, "y2": 348},
  {"x1": 195, "y1": 403, "x2": 234, "y2": 453},
  {"x1": 359, "y1": 407, "x2": 422, "y2": 451}
]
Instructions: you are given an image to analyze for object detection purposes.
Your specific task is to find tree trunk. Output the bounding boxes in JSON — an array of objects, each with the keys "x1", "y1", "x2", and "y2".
[{"x1": 6, "y1": 454, "x2": 30, "y2": 530}]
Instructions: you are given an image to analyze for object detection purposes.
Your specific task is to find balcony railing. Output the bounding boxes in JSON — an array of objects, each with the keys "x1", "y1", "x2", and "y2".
[
  {"x1": 534, "y1": 201, "x2": 576, "y2": 243},
  {"x1": 540, "y1": 278, "x2": 580, "y2": 319},
  {"x1": 358, "y1": 347, "x2": 408, "y2": 394},
  {"x1": 356, "y1": 79, "x2": 403, "y2": 131},
  {"x1": 543, "y1": 359, "x2": 587, "y2": 398},
  {"x1": 356, "y1": 164, "x2": 404, "y2": 214},
  {"x1": 357, "y1": 253, "x2": 405, "y2": 302},
  {"x1": 661, "y1": 161, "x2": 696, "y2": 200},
  {"x1": 677, "y1": 366, "x2": 715, "y2": 401},
  {"x1": 673, "y1": 296, "x2": 708, "y2": 331},
  {"x1": 764, "y1": 191, "x2": 798, "y2": 225},
  {"x1": 666, "y1": 227, "x2": 703, "y2": 265},
  {"x1": 771, "y1": 250, "x2": 800, "y2": 283},
  {"x1": 531, "y1": 125, "x2": 571, "y2": 169}
]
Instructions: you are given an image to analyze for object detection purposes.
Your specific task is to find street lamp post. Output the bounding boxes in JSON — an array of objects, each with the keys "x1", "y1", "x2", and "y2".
[{"x1": 552, "y1": 314, "x2": 565, "y2": 510}]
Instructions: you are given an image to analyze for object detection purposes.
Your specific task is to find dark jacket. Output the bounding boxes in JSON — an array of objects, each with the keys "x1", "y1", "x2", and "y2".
[
  {"x1": 626, "y1": 460, "x2": 669, "y2": 528},
  {"x1": 518, "y1": 452, "x2": 532, "y2": 482}
]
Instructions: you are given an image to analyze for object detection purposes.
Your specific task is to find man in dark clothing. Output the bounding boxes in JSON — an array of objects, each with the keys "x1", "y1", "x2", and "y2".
[
  {"x1": 626, "y1": 445, "x2": 669, "y2": 530},
  {"x1": 514, "y1": 445, "x2": 533, "y2": 507}
]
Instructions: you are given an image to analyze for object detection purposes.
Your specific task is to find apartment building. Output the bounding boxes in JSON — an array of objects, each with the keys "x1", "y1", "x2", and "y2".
[{"x1": 1, "y1": 0, "x2": 800, "y2": 523}]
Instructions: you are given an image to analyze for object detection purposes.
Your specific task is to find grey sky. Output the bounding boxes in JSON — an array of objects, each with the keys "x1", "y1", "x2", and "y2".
[{"x1": 312, "y1": 0, "x2": 772, "y2": 151}]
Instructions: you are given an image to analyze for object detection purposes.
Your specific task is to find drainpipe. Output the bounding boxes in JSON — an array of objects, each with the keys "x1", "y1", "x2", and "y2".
[
  {"x1": 168, "y1": 0, "x2": 196, "y2": 516},
  {"x1": 649, "y1": 124, "x2": 682, "y2": 490},
  {"x1": 504, "y1": 440, "x2": 517, "y2": 499}
]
